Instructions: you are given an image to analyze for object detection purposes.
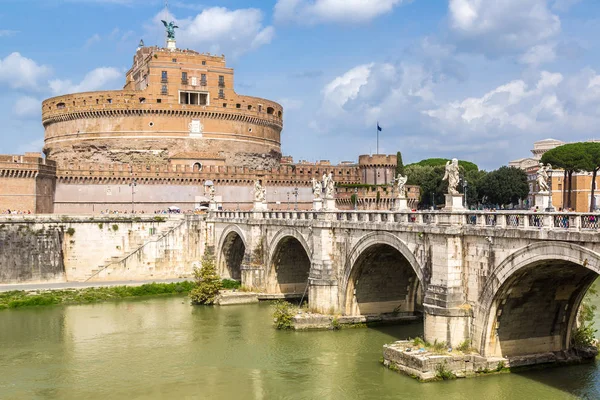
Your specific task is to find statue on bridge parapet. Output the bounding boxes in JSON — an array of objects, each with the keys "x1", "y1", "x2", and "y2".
[
  {"x1": 312, "y1": 177, "x2": 323, "y2": 211},
  {"x1": 442, "y1": 158, "x2": 464, "y2": 211},
  {"x1": 536, "y1": 162, "x2": 551, "y2": 193},
  {"x1": 253, "y1": 179, "x2": 267, "y2": 211},
  {"x1": 394, "y1": 173, "x2": 409, "y2": 211},
  {"x1": 322, "y1": 172, "x2": 337, "y2": 211},
  {"x1": 443, "y1": 159, "x2": 460, "y2": 195}
]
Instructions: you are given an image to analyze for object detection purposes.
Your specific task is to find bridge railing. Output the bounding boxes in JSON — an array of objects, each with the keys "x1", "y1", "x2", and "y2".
[{"x1": 210, "y1": 210, "x2": 600, "y2": 231}]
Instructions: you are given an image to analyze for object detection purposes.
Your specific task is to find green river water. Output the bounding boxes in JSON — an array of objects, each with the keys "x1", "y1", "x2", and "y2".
[{"x1": 1, "y1": 296, "x2": 600, "y2": 400}]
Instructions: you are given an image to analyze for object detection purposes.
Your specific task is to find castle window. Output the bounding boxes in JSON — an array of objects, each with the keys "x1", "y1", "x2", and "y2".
[
  {"x1": 248, "y1": 105, "x2": 252, "y2": 110},
  {"x1": 161, "y1": 85, "x2": 168, "y2": 95},
  {"x1": 181, "y1": 72, "x2": 188, "y2": 84},
  {"x1": 96, "y1": 99, "x2": 99, "y2": 104},
  {"x1": 139, "y1": 97, "x2": 146, "y2": 103},
  {"x1": 218, "y1": 89, "x2": 225, "y2": 99},
  {"x1": 179, "y1": 91, "x2": 208, "y2": 106},
  {"x1": 161, "y1": 71, "x2": 168, "y2": 83},
  {"x1": 266, "y1": 107, "x2": 274, "y2": 115},
  {"x1": 83, "y1": 100, "x2": 86, "y2": 105},
  {"x1": 218, "y1": 75, "x2": 225, "y2": 88},
  {"x1": 278, "y1": 111, "x2": 282, "y2": 118},
  {"x1": 73, "y1": 101, "x2": 75, "y2": 106},
  {"x1": 258, "y1": 105, "x2": 263, "y2": 112},
  {"x1": 222, "y1": 103, "x2": 227, "y2": 108},
  {"x1": 191, "y1": 76, "x2": 197, "y2": 86},
  {"x1": 248, "y1": 128, "x2": 253, "y2": 132},
  {"x1": 56, "y1": 102, "x2": 65, "y2": 109},
  {"x1": 107, "y1": 98, "x2": 112, "y2": 104},
  {"x1": 172, "y1": 58, "x2": 177, "y2": 63},
  {"x1": 157, "y1": 99, "x2": 162, "y2": 103},
  {"x1": 202, "y1": 61, "x2": 206, "y2": 66},
  {"x1": 236, "y1": 103, "x2": 241, "y2": 109}
]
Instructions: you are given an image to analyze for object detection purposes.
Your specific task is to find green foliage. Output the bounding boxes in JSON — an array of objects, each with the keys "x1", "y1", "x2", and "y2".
[
  {"x1": 272, "y1": 300, "x2": 296, "y2": 330},
  {"x1": 0, "y1": 282, "x2": 195, "y2": 310},
  {"x1": 376, "y1": 191, "x2": 381, "y2": 202},
  {"x1": 496, "y1": 361, "x2": 506, "y2": 371},
  {"x1": 479, "y1": 166, "x2": 529, "y2": 206},
  {"x1": 457, "y1": 339, "x2": 473, "y2": 353},
  {"x1": 66, "y1": 227, "x2": 75, "y2": 236},
  {"x1": 331, "y1": 317, "x2": 341, "y2": 330},
  {"x1": 111, "y1": 224, "x2": 119, "y2": 232},
  {"x1": 405, "y1": 164, "x2": 446, "y2": 208},
  {"x1": 412, "y1": 337, "x2": 426, "y2": 347},
  {"x1": 431, "y1": 339, "x2": 448, "y2": 354},
  {"x1": 350, "y1": 194, "x2": 358, "y2": 206},
  {"x1": 189, "y1": 255, "x2": 223, "y2": 305},
  {"x1": 98, "y1": 223, "x2": 104, "y2": 229},
  {"x1": 153, "y1": 216, "x2": 166, "y2": 222},
  {"x1": 221, "y1": 279, "x2": 241, "y2": 289},
  {"x1": 435, "y1": 361, "x2": 456, "y2": 380},
  {"x1": 572, "y1": 284, "x2": 598, "y2": 347},
  {"x1": 408, "y1": 158, "x2": 479, "y2": 173},
  {"x1": 395, "y1": 151, "x2": 405, "y2": 176}
]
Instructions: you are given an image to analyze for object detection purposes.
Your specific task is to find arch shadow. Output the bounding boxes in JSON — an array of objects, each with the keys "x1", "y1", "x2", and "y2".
[
  {"x1": 267, "y1": 228, "x2": 312, "y2": 296},
  {"x1": 476, "y1": 241, "x2": 600, "y2": 357},
  {"x1": 341, "y1": 232, "x2": 424, "y2": 316},
  {"x1": 216, "y1": 225, "x2": 247, "y2": 280}
]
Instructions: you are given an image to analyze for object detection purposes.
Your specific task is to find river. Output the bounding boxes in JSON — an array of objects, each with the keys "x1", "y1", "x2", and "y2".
[{"x1": 1, "y1": 296, "x2": 599, "y2": 400}]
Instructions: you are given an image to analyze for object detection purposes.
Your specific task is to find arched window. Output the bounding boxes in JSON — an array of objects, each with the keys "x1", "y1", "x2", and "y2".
[
  {"x1": 267, "y1": 107, "x2": 274, "y2": 115},
  {"x1": 193, "y1": 162, "x2": 203, "y2": 172}
]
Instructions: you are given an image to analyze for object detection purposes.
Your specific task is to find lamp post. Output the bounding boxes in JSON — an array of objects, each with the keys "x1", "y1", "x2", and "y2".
[
  {"x1": 354, "y1": 187, "x2": 358, "y2": 211},
  {"x1": 293, "y1": 187, "x2": 299, "y2": 210},
  {"x1": 287, "y1": 191, "x2": 291, "y2": 210},
  {"x1": 391, "y1": 179, "x2": 396, "y2": 211}
]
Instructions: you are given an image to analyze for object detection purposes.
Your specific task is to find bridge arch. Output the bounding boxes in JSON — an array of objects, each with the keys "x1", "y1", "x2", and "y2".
[
  {"x1": 342, "y1": 232, "x2": 424, "y2": 316},
  {"x1": 267, "y1": 228, "x2": 312, "y2": 296},
  {"x1": 476, "y1": 241, "x2": 600, "y2": 357},
  {"x1": 216, "y1": 225, "x2": 247, "y2": 281}
]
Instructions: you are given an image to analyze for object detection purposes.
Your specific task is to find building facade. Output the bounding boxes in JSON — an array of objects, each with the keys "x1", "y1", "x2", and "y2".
[
  {"x1": 1, "y1": 42, "x2": 418, "y2": 214},
  {"x1": 510, "y1": 139, "x2": 600, "y2": 212}
]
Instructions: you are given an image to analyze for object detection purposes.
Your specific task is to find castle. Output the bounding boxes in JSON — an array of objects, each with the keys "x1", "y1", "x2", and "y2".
[{"x1": 1, "y1": 36, "x2": 418, "y2": 213}]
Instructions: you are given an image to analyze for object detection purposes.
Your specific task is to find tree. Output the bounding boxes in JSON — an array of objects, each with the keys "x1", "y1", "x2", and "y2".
[
  {"x1": 407, "y1": 158, "x2": 479, "y2": 173},
  {"x1": 395, "y1": 151, "x2": 405, "y2": 176},
  {"x1": 478, "y1": 167, "x2": 529, "y2": 206},
  {"x1": 464, "y1": 169, "x2": 488, "y2": 207},
  {"x1": 190, "y1": 254, "x2": 222, "y2": 305},
  {"x1": 405, "y1": 164, "x2": 447, "y2": 208},
  {"x1": 541, "y1": 143, "x2": 594, "y2": 210}
]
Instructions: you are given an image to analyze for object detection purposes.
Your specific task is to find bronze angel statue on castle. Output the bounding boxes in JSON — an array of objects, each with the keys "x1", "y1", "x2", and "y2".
[{"x1": 161, "y1": 20, "x2": 179, "y2": 39}]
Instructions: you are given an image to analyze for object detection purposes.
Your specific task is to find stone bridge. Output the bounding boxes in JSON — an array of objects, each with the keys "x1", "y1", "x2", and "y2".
[{"x1": 208, "y1": 209, "x2": 600, "y2": 360}]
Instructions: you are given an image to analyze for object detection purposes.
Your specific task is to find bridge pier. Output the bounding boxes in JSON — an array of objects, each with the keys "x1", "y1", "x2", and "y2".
[{"x1": 308, "y1": 278, "x2": 339, "y2": 314}]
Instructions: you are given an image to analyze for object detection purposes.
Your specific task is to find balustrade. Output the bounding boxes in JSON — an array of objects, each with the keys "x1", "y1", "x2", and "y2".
[{"x1": 208, "y1": 209, "x2": 600, "y2": 232}]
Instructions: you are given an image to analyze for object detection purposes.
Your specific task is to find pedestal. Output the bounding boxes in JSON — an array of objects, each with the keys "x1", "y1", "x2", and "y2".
[
  {"x1": 535, "y1": 192, "x2": 552, "y2": 210},
  {"x1": 313, "y1": 199, "x2": 323, "y2": 211},
  {"x1": 323, "y1": 198, "x2": 336, "y2": 211},
  {"x1": 443, "y1": 194, "x2": 465, "y2": 211},
  {"x1": 167, "y1": 39, "x2": 176, "y2": 51},
  {"x1": 394, "y1": 197, "x2": 409, "y2": 211},
  {"x1": 253, "y1": 201, "x2": 268, "y2": 211}
]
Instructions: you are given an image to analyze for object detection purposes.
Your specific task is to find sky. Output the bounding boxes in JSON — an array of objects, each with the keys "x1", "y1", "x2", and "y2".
[{"x1": 0, "y1": 0, "x2": 599, "y2": 170}]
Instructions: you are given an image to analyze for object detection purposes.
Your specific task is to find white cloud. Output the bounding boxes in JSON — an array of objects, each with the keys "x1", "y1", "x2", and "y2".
[
  {"x1": 274, "y1": 0, "x2": 405, "y2": 24},
  {"x1": 84, "y1": 33, "x2": 101, "y2": 49},
  {"x1": 0, "y1": 53, "x2": 51, "y2": 91},
  {"x1": 150, "y1": 7, "x2": 274, "y2": 58},
  {"x1": 519, "y1": 43, "x2": 557, "y2": 65},
  {"x1": 0, "y1": 30, "x2": 18, "y2": 37},
  {"x1": 48, "y1": 67, "x2": 122, "y2": 96},
  {"x1": 448, "y1": 0, "x2": 561, "y2": 61},
  {"x1": 13, "y1": 96, "x2": 41, "y2": 119}
]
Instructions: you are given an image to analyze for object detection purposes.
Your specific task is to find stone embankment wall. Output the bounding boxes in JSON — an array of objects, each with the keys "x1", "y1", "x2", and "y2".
[{"x1": 0, "y1": 215, "x2": 205, "y2": 284}]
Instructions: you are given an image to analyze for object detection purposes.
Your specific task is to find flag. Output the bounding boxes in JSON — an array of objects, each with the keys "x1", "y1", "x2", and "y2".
[{"x1": 377, "y1": 122, "x2": 382, "y2": 132}]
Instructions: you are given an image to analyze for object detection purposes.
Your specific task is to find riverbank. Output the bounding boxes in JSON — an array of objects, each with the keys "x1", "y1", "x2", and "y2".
[{"x1": 0, "y1": 281, "x2": 197, "y2": 310}]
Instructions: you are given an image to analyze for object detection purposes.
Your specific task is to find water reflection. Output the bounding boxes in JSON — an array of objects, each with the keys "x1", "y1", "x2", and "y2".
[{"x1": 0, "y1": 297, "x2": 598, "y2": 399}]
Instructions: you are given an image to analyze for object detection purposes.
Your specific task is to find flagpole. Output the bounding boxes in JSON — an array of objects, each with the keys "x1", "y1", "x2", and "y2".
[{"x1": 376, "y1": 123, "x2": 379, "y2": 154}]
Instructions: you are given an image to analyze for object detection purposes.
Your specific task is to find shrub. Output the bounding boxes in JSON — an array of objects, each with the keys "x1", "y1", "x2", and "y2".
[
  {"x1": 412, "y1": 337, "x2": 426, "y2": 347},
  {"x1": 112, "y1": 224, "x2": 119, "y2": 232},
  {"x1": 189, "y1": 255, "x2": 222, "y2": 305},
  {"x1": 153, "y1": 216, "x2": 166, "y2": 222},
  {"x1": 572, "y1": 284, "x2": 598, "y2": 348},
  {"x1": 457, "y1": 339, "x2": 472, "y2": 353},
  {"x1": 273, "y1": 300, "x2": 296, "y2": 330},
  {"x1": 66, "y1": 227, "x2": 75, "y2": 236},
  {"x1": 435, "y1": 361, "x2": 456, "y2": 380},
  {"x1": 98, "y1": 223, "x2": 104, "y2": 229},
  {"x1": 431, "y1": 339, "x2": 448, "y2": 354},
  {"x1": 331, "y1": 317, "x2": 341, "y2": 330},
  {"x1": 221, "y1": 279, "x2": 241, "y2": 289}
]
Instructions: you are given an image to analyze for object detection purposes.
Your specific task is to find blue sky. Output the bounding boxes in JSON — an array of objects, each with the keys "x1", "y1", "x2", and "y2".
[{"x1": 0, "y1": 0, "x2": 599, "y2": 169}]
